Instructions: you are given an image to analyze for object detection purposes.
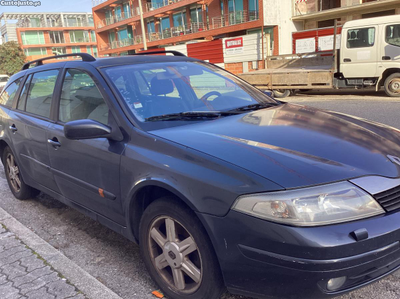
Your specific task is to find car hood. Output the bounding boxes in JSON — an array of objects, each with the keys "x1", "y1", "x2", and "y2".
[{"x1": 150, "y1": 103, "x2": 400, "y2": 189}]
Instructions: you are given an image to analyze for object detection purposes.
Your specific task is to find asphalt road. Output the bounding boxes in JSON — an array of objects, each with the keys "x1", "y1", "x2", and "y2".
[{"x1": 0, "y1": 90, "x2": 399, "y2": 299}]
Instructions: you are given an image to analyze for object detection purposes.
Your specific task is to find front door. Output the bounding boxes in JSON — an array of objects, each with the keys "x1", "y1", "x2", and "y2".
[
  {"x1": 46, "y1": 68, "x2": 125, "y2": 224},
  {"x1": 380, "y1": 23, "x2": 400, "y2": 72},
  {"x1": 341, "y1": 26, "x2": 378, "y2": 78}
]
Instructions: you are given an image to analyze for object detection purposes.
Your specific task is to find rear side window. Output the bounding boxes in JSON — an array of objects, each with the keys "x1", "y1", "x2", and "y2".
[
  {"x1": 24, "y1": 70, "x2": 59, "y2": 118},
  {"x1": 347, "y1": 27, "x2": 375, "y2": 48},
  {"x1": 386, "y1": 24, "x2": 400, "y2": 47},
  {"x1": 0, "y1": 78, "x2": 22, "y2": 107},
  {"x1": 59, "y1": 69, "x2": 108, "y2": 125}
]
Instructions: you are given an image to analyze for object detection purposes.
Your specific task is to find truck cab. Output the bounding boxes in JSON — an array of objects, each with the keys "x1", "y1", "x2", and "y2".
[{"x1": 340, "y1": 15, "x2": 400, "y2": 96}]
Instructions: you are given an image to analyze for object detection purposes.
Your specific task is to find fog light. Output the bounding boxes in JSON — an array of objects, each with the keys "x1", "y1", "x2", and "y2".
[{"x1": 327, "y1": 276, "x2": 346, "y2": 291}]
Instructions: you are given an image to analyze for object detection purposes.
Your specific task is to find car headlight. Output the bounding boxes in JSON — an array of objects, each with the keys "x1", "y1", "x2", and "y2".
[{"x1": 232, "y1": 181, "x2": 384, "y2": 226}]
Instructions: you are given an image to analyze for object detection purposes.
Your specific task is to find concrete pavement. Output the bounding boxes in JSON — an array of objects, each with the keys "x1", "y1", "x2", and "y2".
[{"x1": 0, "y1": 207, "x2": 122, "y2": 299}]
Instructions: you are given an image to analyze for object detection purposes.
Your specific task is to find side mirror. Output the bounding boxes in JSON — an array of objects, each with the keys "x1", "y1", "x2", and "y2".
[
  {"x1": 263, "y1": 90, "x2": 274, "y2": 98},
  {"x1": 64, "y1": 119, "x2": 112, "y2": 140}
]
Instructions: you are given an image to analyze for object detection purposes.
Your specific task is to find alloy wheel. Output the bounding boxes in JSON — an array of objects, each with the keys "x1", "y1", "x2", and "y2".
[
  {"x1": 148, "y1": 216, "x2": 203, "y2": 294},
  {"x1": 6, "y1": 153, "x2": 21, "y2": 193}
]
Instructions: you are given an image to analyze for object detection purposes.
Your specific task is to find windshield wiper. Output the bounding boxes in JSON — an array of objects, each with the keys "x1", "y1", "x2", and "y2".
[
  {"x1": 145, "y1": 111, "x2": 240, "y2": 122},
  {"x1": 227, "y1": 102, "x2": 279, "y2": 113}
]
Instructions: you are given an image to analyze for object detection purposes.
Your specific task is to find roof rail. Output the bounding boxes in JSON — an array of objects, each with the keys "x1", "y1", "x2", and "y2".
[
  {"x1": 133, "y1": 50, "x2": 186, "y2": 57},
  {"x1": 21, "y1": 53, "x2": 96, "y2": 70}
]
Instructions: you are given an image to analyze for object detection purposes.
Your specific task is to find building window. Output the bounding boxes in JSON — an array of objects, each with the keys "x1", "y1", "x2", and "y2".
[
  {"x1": 320, "y1": 0, "x2": 340, "y2": 11},
  {"x1": 123, "y1": 3, "x2": 131, "y2": 18},
  {"x1": 21, "y1": 31, "x2": 45, "y2": 45},
  {"x1": 88, "y1": 16, "x2": 94, "y2": 26},
  {"x1": 49, "y1": 31, "x2": 65, "y2": 44},
  {"x1": 248, "y1": 0, "x2": 258, "y2": 20},
  {"x1": 3, "y1": 33, "x2": 8, "y2": 42},
  {"x1": 52, "y1": 47, "x2": 67, "y2": 56},
  {"x1": 93, "y1": 46, "x2": 98, "y2": 57},
  {"x1": 70, "y1": 31, "x2": 90, "y2": 43},
  {"x1": 86, "y1": 46, "x2": 92, "y2": 54},
  {"x1": 64, "y1": 17, "x2": 83, "y2": 27},
  {"x1": 24, "y1": 47, "x2": 47, "y2": 56},
  {"x1": 147, "y1": 20, "x2": 155, "y2": 33},
  {"x1": 71, "y1": 46, "x2": 81, "y2": 53},
  {"x1": 91, "y1": 31, "x2": 96, "y2": 42},
  {"x1": 347, "y1": 27, "x2": 375, "y2": 49},
  {"x1": 173, "y1": 11, "x2": 187, "y2": 29},
  {"x1": 190, "y1": 7, "x2": 203, "y2": 24}
]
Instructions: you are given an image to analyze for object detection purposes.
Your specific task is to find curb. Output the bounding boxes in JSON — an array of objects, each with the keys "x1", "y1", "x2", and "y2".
[{"x1": 0, "y1": 206, "x2": 123, "y2": 299}]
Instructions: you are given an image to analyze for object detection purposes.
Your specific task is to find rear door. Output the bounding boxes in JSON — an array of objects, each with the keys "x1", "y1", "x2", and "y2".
[
  {"x1": 8, "y1": 69, "x2": 61, "y2": 193},
  {"x1": 46, "y1": 67, "x2": 125, "y2": 224},
  {"x1": 341, "y1": 26, "x2": 378, "y2": 78}
]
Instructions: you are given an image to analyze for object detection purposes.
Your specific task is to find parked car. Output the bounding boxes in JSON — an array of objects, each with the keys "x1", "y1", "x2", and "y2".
[
  {"x1": 1, "y1": 52, "x2": 400, "y2": 299},
  {"x1": 0, "y1": 74, "x2": 9, "y2": 92}
]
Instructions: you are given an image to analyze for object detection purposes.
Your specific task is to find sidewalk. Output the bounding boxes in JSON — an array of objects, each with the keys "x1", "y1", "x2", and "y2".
[{"x1": 0, "y1": 207, "x2": 123, "y2": 299}]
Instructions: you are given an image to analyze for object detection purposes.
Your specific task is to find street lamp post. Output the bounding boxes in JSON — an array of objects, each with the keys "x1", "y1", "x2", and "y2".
[{"x1": 138, "y1": 0, "x2": 147, "y2": 50}]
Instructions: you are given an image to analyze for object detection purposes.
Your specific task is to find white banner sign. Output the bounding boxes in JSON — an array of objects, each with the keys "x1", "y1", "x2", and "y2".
[
  {"x1": 295, "y1": 37, "x2": 315, "y2": 54},
  {"x1": 318, "y1": 34, "x2": 341, "y2": 51}
]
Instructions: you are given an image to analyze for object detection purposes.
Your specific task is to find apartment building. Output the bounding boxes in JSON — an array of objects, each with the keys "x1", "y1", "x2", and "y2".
[
  {"x1": 0, "y1": 13, "x2": 97, "y2": 61},
  {"x1": 91, "y1": 0, "x2": 271, "y2": 57}
]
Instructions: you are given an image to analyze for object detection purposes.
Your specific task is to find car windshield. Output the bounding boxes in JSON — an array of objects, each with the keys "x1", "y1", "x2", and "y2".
[{"x1": 103, "y1": 61, "x2": 277, "y2": 123}]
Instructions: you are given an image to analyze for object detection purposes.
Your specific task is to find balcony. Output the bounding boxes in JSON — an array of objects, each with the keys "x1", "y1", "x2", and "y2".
[
  {"x1": 293, "y1": 0, "x2": 398, "y2": 20},
  {"x1": 97, "y1": 10, "x2": 138, "y2": 28},
  {"x1": 146, "y1": 0, "x2": 182, "y2": 11},
  {"x1": 100, "y1": 10, "x2": 259, "y2": 52}
]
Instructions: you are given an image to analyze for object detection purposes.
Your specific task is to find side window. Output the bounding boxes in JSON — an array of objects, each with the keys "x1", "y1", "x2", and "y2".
[
  {"x1": 25, "y1": 70, "x2": 59, "y2": 118},
  {"x1": 386, "y1": 24, "x2": 400, "y2": 47},
  {"x1": 347, "y1": 27, "x2": 375, "y2": 49},
  {"x1": 59, "y1": 69, "x2": 108, "y2": 125},
  {"x1": 0, "y1": 78, "x2": 22, "y2": 107}
]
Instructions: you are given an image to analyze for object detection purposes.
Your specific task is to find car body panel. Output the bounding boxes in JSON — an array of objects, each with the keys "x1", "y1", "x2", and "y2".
[{"x1": 150, "y1": 103, "x2": 400, "y2": 189}]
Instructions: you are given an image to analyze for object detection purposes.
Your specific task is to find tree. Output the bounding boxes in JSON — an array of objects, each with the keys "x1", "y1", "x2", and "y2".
[{"x1": 0, "y1": 41, "x2": 26, "y2": 76}]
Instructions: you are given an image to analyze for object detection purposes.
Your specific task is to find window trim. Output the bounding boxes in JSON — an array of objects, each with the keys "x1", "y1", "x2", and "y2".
[
  {"x1": 385, "y1": 23, "x2": 400, "y2": 48},
  {"x1": 346, "y1": 26, "x2": 376, "y2": 49}
]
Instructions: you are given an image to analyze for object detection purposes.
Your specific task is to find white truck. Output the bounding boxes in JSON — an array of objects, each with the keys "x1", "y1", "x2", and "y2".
[
  {"x1": 0, "y1": 75, "x2": 9, "y2": 92},
  {"x1": 239, "y1": 15, "x2": 400, "y2": 97}
]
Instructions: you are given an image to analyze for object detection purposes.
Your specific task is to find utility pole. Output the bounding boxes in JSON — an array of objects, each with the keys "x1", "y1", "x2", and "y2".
[{"x1": 138, "y1": 0, "x2": 147, "y2": 50}]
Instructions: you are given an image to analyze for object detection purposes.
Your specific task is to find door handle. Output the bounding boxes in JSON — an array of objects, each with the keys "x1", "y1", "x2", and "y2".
[
  {"x1": 9, "y1": 125, "x2": 17, "y2": 133},
  {"x1": 47, "y1": 138, "x2": 61, "y2": 147},
  {"x1": 343, "y1": 58, "x2": 351, "y2": 62},
  {"x1": 382, "y1": 56, "x2": 391, "y2": 61}
]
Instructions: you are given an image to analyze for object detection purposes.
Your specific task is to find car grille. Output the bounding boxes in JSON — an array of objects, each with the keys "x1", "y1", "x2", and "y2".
[{"x1": 374, "y1": 185, "x2": 400, "y2": 212}]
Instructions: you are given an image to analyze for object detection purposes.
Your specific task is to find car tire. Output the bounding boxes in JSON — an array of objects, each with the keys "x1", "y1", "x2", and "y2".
[
  {"x1": 273, "y1": 89, "x2": 291, "y2": 98},
  {"x1": 384, "y1": 73, "x2": 400, "y2": 97},
  {"x1": 139, "y1": 197, "x2": 224, "y2": 299},
  {"x1": 2, "y1": 146, "x2": 39, "y2": 200}
]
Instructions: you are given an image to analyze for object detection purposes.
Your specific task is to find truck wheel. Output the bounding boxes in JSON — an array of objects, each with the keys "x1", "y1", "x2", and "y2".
[
  {"x1": 2, "y1": 147, "x2": 39, "y2": 200},
  {"x1": 273, "y1": 89, "x2": 291, "y2": 98},
  {"x1": 139, "y1": 197, "x2": 224, "y2": 299},
  {"x1": 384, "y1": 73, "x2": 400, "y2": 97}
]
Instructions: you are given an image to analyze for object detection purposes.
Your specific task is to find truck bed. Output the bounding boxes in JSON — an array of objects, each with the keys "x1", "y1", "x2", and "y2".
[{"x1": 238, "y1": 52, "x2": 336, "y2": 90}]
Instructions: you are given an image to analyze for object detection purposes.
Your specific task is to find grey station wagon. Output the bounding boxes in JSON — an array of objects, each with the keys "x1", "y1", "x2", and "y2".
[{"x1": 1, "y1": 52, "x2": 400, "y2": 299}]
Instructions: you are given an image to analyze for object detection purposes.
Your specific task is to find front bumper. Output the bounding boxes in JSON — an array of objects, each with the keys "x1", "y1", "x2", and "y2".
[{"x1": 198, "y1": 209, "x2": 400, "y2": 299}]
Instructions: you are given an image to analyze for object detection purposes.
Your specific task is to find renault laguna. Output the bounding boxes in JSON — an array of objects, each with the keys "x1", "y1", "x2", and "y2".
[{"x1": 0, "y1": 52, "x2": 400, "y2": 299}]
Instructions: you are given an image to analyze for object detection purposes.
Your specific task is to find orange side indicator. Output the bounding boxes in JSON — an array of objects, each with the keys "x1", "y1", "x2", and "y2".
[
  {"x1": 152, "y1": 291, "x2": 164, "y2": 298},
  {"x1": 98, "y1": 188, "x2": 105, "y2": 198}
]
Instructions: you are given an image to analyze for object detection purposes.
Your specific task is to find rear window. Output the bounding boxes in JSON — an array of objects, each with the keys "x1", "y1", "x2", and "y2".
[
  {"x1": 0, "y1": 78, "x2": 22, "y2": 107},
  {"x1": 347, "y1": 27, "x2": 375, "y2": 48}
]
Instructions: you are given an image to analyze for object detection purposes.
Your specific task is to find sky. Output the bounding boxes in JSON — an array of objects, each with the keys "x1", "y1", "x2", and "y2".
[{"x1": 0, "y1": 0, "x2": 93, "y2": 14}]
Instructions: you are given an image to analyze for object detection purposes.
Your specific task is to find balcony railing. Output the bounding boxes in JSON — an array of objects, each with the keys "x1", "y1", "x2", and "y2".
[
  {"x1": 100, "y1": 9, "x2": 258, "y2": 52},
  {"x1": 211, "y1": 10, "x2": 259, "y2": 29},
  {"x1": 97, "y1": 10, "x2": 138, "y2": 28}
]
